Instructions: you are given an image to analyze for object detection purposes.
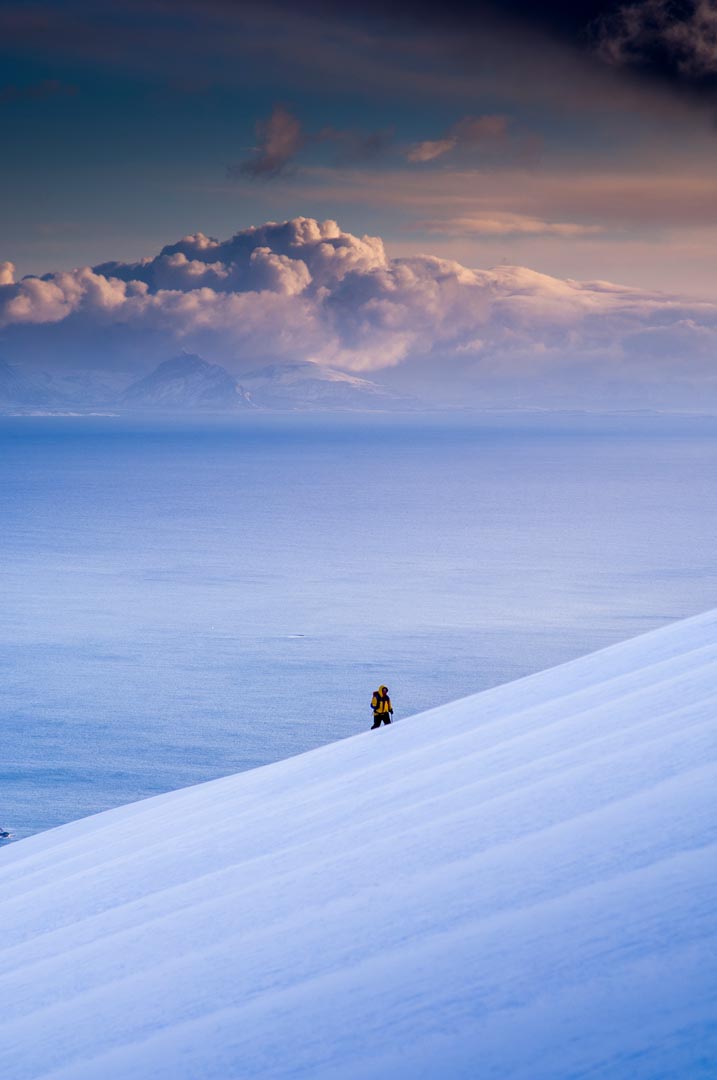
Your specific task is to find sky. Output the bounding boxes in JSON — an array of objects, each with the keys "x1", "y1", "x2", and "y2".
[{"x1": 1, "y1": 0, "x2": 716, "y2": 406}]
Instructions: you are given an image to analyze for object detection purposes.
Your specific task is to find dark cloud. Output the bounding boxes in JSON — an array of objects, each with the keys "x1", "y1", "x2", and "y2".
[
  {"x1": 363, "y1": 0, "x2": 717, "y2": 95},
  {"x1": 234, "y1": 104, "x2": 305, "y2": 179},
  {"x1": 233, "y1": 106, "x2": 529, "y2": 180},
  {"x1": 230, "y1": 106, "x2": 394, "y2": 179},
  {"x1": 251, "y1": 0, "x2": 717, "y2": 98},
  {"x1": 596, "y1": 0, "x2": 717, "y2": 83},
  {"x1": 0, "y1": 0, "x2": 702, "y2": 88}
]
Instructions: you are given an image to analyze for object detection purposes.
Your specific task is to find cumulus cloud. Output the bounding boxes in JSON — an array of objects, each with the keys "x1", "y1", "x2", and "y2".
[
  {"x1": 0, "y1": 261, "x2": 15, "y2": 285},
  {"x1": 2, "y1": 216, "x2": 717, "y2": 407},
  {"x1": 597, "y1": 0, "x2": 717, "y2": 78},
  {"x1": 236, "y1": 105, "x2": 305, "y2": 178},
  {"x1": 0, "y1": 266, "x2": 142, "y2": 327}
]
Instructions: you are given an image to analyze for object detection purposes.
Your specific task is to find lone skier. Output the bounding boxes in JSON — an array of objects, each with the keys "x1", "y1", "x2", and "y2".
[{"x1": 370, "y1": 685, "x2": 393, "y2": 728}]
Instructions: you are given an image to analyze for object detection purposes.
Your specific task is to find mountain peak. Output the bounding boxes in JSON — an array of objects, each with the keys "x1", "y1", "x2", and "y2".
[
  {"x1": 152, "y1": 353, "x2": 213, "y2": 377},
  {"x1": 121, "y1": 354, "x2": 253, "y2": 411}
]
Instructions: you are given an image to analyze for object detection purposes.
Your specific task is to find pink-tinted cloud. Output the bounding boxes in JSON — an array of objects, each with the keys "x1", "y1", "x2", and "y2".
[
  {"x1": 420, "y1": 212, "x2": 602, "y2": 237},
  {"x1": 406, "y1": 114, "x2": 511, "y2": 163},
  {"x1": 282, "y1": 164, "x2": 717, "y2": 229},
  {"x1": 232, "y1": 106, "x2": 394, "y2": 178},
  {"x1": 407, "y1": 138, "x2": 457, "y2": 163},
  {"x1": 237, "y1": 105, "x2": 305, "y2": 178},
  {"x1": 2, "y1": 217, "x2": 717, "y2": 407}
]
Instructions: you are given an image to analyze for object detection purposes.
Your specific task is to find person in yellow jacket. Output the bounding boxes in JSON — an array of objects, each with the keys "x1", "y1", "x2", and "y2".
[{"x1": 370, "y1": 685, "x2": 393, "y2": 729}]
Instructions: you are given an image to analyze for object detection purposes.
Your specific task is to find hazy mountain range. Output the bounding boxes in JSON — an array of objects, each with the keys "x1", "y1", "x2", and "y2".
[{"x1": 0, "y1": 354, "x2": 414, "y2": 413}]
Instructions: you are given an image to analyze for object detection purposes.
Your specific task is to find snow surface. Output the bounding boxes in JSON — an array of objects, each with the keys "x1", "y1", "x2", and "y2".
[{"x1": 1, "y1": 610, "x2": 717, "y2": 1079}]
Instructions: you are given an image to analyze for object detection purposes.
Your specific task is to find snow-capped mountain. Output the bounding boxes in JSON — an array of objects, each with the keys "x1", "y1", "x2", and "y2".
[
  {"x1": 1, "y1": 610, "x2": 715, "y2": 1079},
  {"x1": 0, "y1": 354, "x2": 414, "y2": 413},
  {"x1": 238, "y1": 359, "x2": 411, "y2": 410},
  {"x1": 121, "y1": 354, "x2": 254, "y2": 411}
]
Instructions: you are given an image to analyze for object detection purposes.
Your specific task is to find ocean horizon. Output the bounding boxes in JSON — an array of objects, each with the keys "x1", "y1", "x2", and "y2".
[{"x1": 3, "y1": 411, "x2": 716, "y2": 840}]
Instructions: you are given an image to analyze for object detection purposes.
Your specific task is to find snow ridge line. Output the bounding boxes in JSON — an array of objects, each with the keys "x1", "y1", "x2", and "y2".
[
  {"x1": 1, "y1": 635, "x2": 714, "y2": 899},
  {"x1": 2, "y1": 625, "x2": 715, "y2": 882}
]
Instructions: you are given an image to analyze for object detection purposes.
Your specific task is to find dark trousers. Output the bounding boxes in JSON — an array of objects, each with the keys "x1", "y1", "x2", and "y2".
[{"x1": 371, "y1": 713, "x2": 392, "y2": 728}]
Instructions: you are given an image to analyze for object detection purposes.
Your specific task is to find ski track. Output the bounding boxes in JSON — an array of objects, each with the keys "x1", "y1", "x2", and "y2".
[{"x1": 1, "y1": 610, "x2": 716, "y2": 1078}]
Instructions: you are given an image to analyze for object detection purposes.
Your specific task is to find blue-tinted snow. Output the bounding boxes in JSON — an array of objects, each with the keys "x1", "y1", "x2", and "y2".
[
  {"x1": 1, "y1": 411, "x2": 717, "y2": 839},
  {"x1": 0, "y1": 610, "x2": 715, "y2": 1079}
]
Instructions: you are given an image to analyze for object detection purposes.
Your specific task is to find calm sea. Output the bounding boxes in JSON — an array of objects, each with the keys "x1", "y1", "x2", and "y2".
[{"x1": 2, "y1": 412, "x2": 716, "y2": 839}]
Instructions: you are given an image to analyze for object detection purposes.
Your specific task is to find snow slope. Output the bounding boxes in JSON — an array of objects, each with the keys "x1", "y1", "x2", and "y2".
[{"x1": 1, "y1": 611, "x2": 716, "y2": 1079}]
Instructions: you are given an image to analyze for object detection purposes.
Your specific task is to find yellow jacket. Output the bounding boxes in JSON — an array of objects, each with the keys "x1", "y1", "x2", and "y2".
[{"x1": 371, "y1": 686, "x2": 393, "y2": 715}]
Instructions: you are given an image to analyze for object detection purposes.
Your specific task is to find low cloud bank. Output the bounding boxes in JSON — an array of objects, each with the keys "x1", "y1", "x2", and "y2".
[{"x1": 2, "y1": 216, "x2": 716, "y2": 407}]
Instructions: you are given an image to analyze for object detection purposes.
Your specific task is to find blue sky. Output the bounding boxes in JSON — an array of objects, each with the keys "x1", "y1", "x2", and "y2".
[
  {"x1": 1, "y1": 0, "x2": 716, "y2": 407},
  {"x1": 2, "y1": 0, "x2": 716, "y2": 291}
]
